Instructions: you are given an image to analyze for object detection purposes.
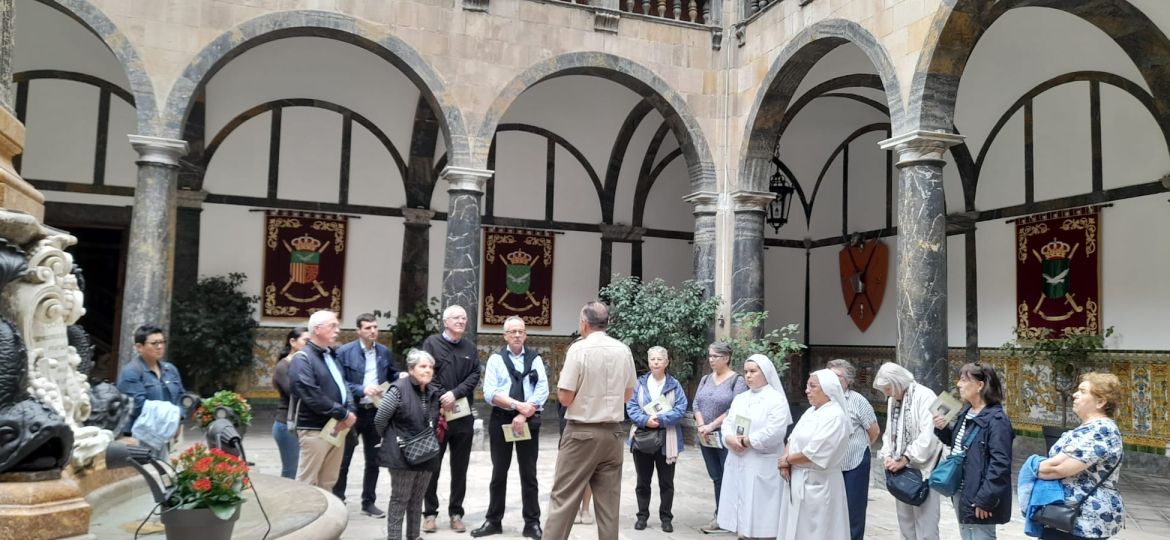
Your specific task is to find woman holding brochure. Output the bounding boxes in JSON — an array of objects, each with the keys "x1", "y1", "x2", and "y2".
[
  {"x1": 716, "y1": 354, "x2": 792, "y2": 539},
  {"x1": 692, "y1": 341, "x2": 748, "y2": 532},
  {"x1": 626, "y1": 346, "x2": 689, "y2": 532}
]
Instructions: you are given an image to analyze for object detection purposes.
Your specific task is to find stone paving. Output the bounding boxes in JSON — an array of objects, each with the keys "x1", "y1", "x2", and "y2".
[{"x1": 217, "y1": 414, "x2": 1168, "y2": 540}]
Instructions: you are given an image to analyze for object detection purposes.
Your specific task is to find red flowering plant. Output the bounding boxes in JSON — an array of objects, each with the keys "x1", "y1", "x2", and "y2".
[
  {"x1": 193, "y1": 390, "x2": 253, "y2": 429},
  {"x1": 167, "y1": 443, "x2": 251, "y2": 519}
]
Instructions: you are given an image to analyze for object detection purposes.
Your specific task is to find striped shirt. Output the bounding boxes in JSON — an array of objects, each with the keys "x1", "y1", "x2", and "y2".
[{"x1": 842, "y1": 389, "x2": 878, "y2": 470}]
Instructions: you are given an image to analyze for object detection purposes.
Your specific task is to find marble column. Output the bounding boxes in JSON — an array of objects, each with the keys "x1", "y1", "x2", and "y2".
[
  {"x1": 119, "y1": 135, "x2": 188, "y2": 366},
  {"x1": 682, "y1": 191, "x2": 718, "y2": 299},
  {"x1": 879, "y1": 131, "x2": 964, "y2": 391},
  {"x1": 398, "y1": 207, "x2": 435, "y2": 316},
  {"x1": 440, "y1": 166, "x2": 492, "y2": 343},
  {"x1": 729, "y1": 191, "x2": 774, "y2": 335}
]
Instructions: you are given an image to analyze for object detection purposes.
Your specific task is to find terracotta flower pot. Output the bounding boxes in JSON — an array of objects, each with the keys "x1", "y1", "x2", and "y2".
[{"x1": 161, "y1": 506, "x2": 240, "y2": 540}]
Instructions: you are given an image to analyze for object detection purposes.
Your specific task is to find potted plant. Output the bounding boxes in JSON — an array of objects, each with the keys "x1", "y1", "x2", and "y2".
[
  {"x1": 1002, "y1": 326, "x2": 1114, "y2": 445},
  {"x1": 193, "y1": 390, "x2": 253, "y2": 435},
  {"x1": 161, "y1": 443, "x2": 251, "y2": 539}
]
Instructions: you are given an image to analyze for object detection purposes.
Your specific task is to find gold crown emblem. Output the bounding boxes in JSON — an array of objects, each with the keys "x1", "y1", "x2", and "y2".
[
  {"x1": 505, "y1": 249, "x2": 534, "y2": 265},
  {"x1": 290, "y1": 234, "x2": 323, "y2": 252},
  {"x1": 1040, "y1": 239, "x2": 1071, "y2": 260}
]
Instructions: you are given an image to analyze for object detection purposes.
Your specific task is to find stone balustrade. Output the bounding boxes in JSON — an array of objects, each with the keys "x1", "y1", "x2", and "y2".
[{"x1": 547, "y1": 0, "x2": 712, "y2": 25}]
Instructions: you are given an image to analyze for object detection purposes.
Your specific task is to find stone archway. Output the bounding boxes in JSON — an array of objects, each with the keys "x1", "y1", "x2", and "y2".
[
  {"x1": 35, "y1": 0, "x2": 160, "y2": 136},
  {"x1": 159, "y1": 10, "x2": 471, "y2": 168},
  {"x1": 480, "y1": 52, "x2": 717, "y2": 194}
]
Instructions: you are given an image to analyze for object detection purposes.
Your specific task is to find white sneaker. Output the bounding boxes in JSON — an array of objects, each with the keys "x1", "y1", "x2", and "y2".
[{"x1": 579, "y1": 509, "x2": 594, "y2": 524}]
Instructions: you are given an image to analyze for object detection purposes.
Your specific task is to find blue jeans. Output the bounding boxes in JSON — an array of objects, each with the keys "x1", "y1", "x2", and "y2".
[
  {"x1": 272, "y1": 420, "x2": 299, "y2": 479},
  {"x1": 842, "y1": 450, "x2": 871, "y2": 540},
  {"x1": 699, "y1": 443, "x2": 728, "y2": 513},
  {"x1": 952, "y1": 494, "x2": 997, "y2": 540}
]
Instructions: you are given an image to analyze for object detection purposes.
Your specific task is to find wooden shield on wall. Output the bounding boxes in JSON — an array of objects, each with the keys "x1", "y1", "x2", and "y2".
[{"x1": 839, "y1": 239, "x2": 889, "y2": 332}]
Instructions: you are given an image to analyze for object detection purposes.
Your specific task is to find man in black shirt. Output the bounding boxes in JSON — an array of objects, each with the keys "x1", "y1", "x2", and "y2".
[{"x1": 421, "y1": 305, "x2": 481, "y2": 533}]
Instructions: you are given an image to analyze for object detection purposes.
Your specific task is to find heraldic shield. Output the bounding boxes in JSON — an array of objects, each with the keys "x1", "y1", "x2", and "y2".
[
  {"x1": 482, "y1": 227, "x2": 554, "y2": 326},
  {"x1": 838, "y1": 238, "x2": 888, "y2": 332}
]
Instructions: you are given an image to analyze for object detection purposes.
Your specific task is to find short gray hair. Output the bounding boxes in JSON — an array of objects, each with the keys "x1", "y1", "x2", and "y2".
[
  {"x1": 647, "y1": 346, "x2": 668, "y2": 360},
  {"x1": 708, "y1": 341, "x2": 732, "y2": 358},
  {"x1": 873, "y1": 362, "x2": 915, "y2": 396},
  {"x1": 503, "y1": 315, "x2": 525, "y2": 329},
  {"x1": 442, "y1": 305, "x2": 466, "y2": 320},
  {"x1": 406, "y1": 349, "x2": 435, "y2": 371},
  {"x1": 308, "y1": 310, "x2": 336, "y2": 331},
  {"x1": 826, "y1": 359, "x2": 856, "y2": 385},
  {"x1": 580, "y1": 301, "x2": 609, "y2": 330}
]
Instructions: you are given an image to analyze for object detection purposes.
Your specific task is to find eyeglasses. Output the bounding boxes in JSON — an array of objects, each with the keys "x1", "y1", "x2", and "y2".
[
  {"x1": 505, "y1": 330, "x2": 526, "y2": 335},
  {"x1": 144, "y1": 340, "x2": 167, "y2": 347},
  {"x1": 708, "y1": 354, "x2": 729, "y2": 359}
]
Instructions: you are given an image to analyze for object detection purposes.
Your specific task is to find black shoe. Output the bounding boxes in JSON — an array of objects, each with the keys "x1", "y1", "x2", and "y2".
[
  {"x1": 634, "y1": 518, "x2": 647, "y2": 531},
  {"x1": 470, "y1": 522, "x2": 502, "y2": 538},
  {"x1": 522, "y1": 523, "x2": 542, "y2": 540},
  {"x1": 361, "y1": 503, "x2": 386, "y2": 518},
  {"x1": 661, "y1": 520, "x2": 673, "y2": 533}
]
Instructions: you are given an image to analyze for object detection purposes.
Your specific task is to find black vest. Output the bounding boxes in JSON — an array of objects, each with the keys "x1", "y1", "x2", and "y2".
[
  {"x1": 377, "y1": 376, "x2": 440, "y2": 470},
  {"x1": 494, "y1": 345, "x2": 541, "y2": 413}
]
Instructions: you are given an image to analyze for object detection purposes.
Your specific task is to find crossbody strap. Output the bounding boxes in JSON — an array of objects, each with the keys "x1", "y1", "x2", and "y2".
[{"x1": 1072, "y1": 454, "x2": 1123, "y2": 510}]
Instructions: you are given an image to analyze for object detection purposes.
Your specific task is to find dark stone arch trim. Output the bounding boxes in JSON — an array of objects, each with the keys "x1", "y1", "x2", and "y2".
[
  {"x1": 602, "y1": 100, "x2": 656, "y2": 222},
  {"x1": 970, "y1": 71, "x2": 1161, "y2": 201},
  {"x1": 632, "y1": 123, "x2": 673, "y2": 227},
  {"x1": 804, "y1": 122, "x2": 891, "y2": 227},
  {"x1": 35, "y1": 0, "x2": 159, "y2": 135},
  {"x1": 742, "y1": 19, "x2": 906, "y2": 192},
  {"x1": 772, "y1": 73, "x2": 885, "y2": 141},
  {"x1": 14, "y1": 70, "x2": 134, "y2": 105},
  {"x1": 914, "y1": 0, "x2": 1170, "y2": 144},
  {"x1": 481, "y1": 52, "x2": 716, "y2": 193},
  {"x1": 495, "y1": 123, "x2": 605, "y2": 207},
  {"x1": 160, "y1": 10, "x2": 470, "y2": 166},
  {"x1": 202, "y1": 98, "x2": 409, "y2": 188}
]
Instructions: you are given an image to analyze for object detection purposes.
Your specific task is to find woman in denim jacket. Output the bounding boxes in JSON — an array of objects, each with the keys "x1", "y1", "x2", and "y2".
[{"x1": 625, "y1": 346, "x2": 688, "y2": 533}]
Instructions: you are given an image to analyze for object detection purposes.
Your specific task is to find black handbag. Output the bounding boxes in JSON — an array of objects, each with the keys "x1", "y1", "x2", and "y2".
[
  {"x1": 632, "y1": 427, "x2": 665, "y2": 454},
  {"x1": 397, "y1": 423, "x2": 440, "y2": 465},
  {"x1": 1033, "y1": 455, "x2": 1122, "y2": 533},
  {"x1": 886, "y1": 466, "x2": 930, "y2": 506}
]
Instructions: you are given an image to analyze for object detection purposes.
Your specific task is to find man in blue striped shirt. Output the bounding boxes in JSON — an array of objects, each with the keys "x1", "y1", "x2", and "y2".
[{"x1": 828, "y1": 359, "x2": 880, "y2": 540}]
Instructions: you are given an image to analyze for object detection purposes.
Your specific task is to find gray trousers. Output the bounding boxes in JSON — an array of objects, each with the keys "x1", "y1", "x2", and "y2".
[{"x1": 388, "y1": 468, "x2": 432, "y2": 540}]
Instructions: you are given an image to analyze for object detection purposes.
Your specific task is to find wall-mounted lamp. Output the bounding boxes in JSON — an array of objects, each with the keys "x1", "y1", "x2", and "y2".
[
  {"x1": 766, "y1": 156, "x2": 795, "y2": 233},
  {"x1": 717, "y1": 314, "x2": 725, "y2": 328}
]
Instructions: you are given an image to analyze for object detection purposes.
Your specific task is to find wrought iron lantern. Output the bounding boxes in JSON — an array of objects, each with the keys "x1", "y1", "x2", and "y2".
[{"x1": 766, "y1": 157, "x2": 795, "y2": 233}]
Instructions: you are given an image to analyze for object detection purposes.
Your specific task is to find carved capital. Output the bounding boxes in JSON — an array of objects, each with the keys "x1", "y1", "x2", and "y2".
[
  {"x1": 441, "y1": 166, "x2": 493, "y2": 193},
  {"x1": 730, "y1": 190, "x2": 775, "y2": 213},
  {"x1": 879, "y1": 130, "x2": 964, "y2": 166},
  {"x1": 128, "y1": 135, "x2": 189, "y2": 167},
  {"x1": 683, "y1": 190, "x2": 720, "y2": 215},
  {"x1": 402, "y1": 207, "x2": 436, "y2": 225}
]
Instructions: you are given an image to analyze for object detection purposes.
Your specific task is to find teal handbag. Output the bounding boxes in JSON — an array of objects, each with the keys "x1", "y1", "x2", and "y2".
[{"x1": 929, "y1": 424, "x2": 981, "y2": 496}]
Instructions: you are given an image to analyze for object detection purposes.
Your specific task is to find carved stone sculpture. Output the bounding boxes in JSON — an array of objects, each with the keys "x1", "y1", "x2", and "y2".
[{"x1": 0, "y1": 314, "x2": 73, "y2": 473}]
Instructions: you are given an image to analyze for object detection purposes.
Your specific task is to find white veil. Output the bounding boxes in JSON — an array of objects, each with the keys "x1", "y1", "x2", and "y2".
[{"x1": 745, "y1": 353, "x2": 792, "y2": 430}]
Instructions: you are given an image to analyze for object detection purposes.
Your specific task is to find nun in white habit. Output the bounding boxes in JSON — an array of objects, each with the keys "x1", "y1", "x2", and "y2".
[
  {"x1": 716, "y1": 354, "x2": 792, "y2": 539},
  {"x1": 776, "y1": 369, "x2": 852, "y2": 540}
]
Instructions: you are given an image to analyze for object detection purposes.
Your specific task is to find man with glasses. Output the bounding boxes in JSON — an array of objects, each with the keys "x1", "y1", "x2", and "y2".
[
  {"x1": 116, "y1": 324, "x2": 187, "y2": 453},
  {"x1": 471, "y1": 316, "x2": 548, "y2": 540},
  {"x1": 290, "y1": 310, "x2": 357, "y2": 489},
  {"x1": 422, "y1": 305, "x2": 482, "y2": 533}
]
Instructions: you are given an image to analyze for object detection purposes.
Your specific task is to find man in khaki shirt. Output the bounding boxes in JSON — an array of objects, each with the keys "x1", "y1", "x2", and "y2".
[{"x1": 544, "y1": 301, "x2": 636, "y2": 540}]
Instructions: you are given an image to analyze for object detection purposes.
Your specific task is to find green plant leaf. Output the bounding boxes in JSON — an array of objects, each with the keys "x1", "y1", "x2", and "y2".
[{"x1": 209, "y1": 503, "x2": 239, "y2": 520}]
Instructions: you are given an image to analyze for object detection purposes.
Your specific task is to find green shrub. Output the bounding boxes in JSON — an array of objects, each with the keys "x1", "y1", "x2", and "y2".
[{"x1": 170, "y1": 273, "x2": 259, "y2": 395}]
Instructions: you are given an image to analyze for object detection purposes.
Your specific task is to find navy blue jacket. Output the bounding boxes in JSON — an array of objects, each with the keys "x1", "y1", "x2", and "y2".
[
  {"x1": 337, "y1": 339, "x2": 397, "y2": 405},
  {"x1": 935, "y1": 402, "x2": 1015, "y2": 524},
  {"x1": 290, "y1": 341, "x2": 357, "y2": 430}
]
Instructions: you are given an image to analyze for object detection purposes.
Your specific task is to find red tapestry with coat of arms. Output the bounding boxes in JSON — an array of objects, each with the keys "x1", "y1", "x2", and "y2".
[
  {"x1": 1015, "y1": 206, "x2": 1102, "y2": 338},
  {"x1": 482, "y1": 227, "x2": 554, "y2": 327},
  {"x1": 262, "y1": 211, "x2": 347, "y2": 319}
]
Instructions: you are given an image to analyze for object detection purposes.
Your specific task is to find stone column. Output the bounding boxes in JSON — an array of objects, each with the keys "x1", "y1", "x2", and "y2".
[
  {"x1": 119, "y1": 135, "x2": 188, "y2": 366},
  {"x1": 398, "y1": 207, "x2": 435, "y2": 316},
  {"x1": 683, "y1": 191, "x2": 718, "y2": 299},
  {"x1": 440, "y1": 166, "x2": 492, "y2": 342},
  {"x1": 729, "y1": 191, "x2": 774, "y2": 329},
  {"x1": 879, "y1": 131, "x2": 964, "y2": 391}
]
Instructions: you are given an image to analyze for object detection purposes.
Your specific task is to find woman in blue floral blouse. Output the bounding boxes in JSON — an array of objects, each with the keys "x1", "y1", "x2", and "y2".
[{"x1": 1037, "y1": 372, "x2": 1125, "y2": 539}]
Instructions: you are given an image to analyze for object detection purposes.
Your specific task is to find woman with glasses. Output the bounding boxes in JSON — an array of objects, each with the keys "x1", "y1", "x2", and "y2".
[
  {"x1": 692, "y1": 341, "x2": 748, "y2": 533},
  {"x1": 116, "y1": 324, "x2": 187, "y2": 456},
  {"x1": 932, "y1": 363, "x2": 1014, "y2": 539}
]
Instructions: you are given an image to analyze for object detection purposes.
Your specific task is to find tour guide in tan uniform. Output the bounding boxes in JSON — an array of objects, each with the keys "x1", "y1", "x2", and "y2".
[{"x1": 544, "y1": 301, "x2": 637, "y2": 540}]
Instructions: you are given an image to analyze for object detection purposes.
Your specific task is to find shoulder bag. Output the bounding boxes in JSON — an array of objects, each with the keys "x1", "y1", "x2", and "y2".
[
  {"x1": 886, "y1": 466, "x2": 931, "y2": 506},
  {"x1": 631, "y1": 385, "x2": 666, "y2": 454},
  {"x1": 929, "y1": 423, "x2": 983, "y2": 496},
  {"x1": 1033, "y1": 455, "x2": 1122, "y2": 533},
  {"x1": 397, "y1": 422, "x2": 441, "y2": 465}
]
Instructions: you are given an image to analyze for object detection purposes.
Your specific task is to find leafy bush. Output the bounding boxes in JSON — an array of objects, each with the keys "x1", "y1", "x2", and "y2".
[
  {"x1": 722, "y1": 311, "x2": 805, "y2": 376},
  {"x1": 599, "y1": 276, "x2": 720, "y2": 382},
  {"x1": 193, "y1": 390, "x2": 253, "y2": 428},
  {"x1": 170, "y1": 273, "x2": 259, "y2": 395},
  {"x1": 379, "y1": 298, "x2": 443, "y2": 359}
]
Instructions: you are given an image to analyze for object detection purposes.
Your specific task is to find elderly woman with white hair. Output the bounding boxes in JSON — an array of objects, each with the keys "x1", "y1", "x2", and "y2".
[
  {"x1": 716, "y1": 354, "x2": 792, "y2": 539},
  {"x1": 776, "y1": 369, "x2": 852, "y2": 540},
  {"x1": 874, "y1": 362, "x2": 944, "y2": 540}
]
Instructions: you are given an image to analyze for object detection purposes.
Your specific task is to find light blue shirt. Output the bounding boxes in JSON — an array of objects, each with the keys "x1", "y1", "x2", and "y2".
[
  {"x1": 324, "y1": 351, "x2": 348, "y2": 405},
  {"x1": 483, "y1": 347, "x2": 549, "y2": 408}
]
